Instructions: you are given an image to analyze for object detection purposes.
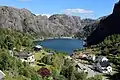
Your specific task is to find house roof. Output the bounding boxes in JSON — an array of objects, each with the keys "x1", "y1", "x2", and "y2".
[
  {"x1": 82, "y1": 52, "x2": 90, "y2": 54},
  {"x1": 35, "y1": 45, "x2": 42, "y2": 48},
  {"x1": 15, "y1": 51, "x2": 33, "y2": 58},
  {"x1": 96, "y1": 56, "x2": 108, "y2": 62},
  {"x1": 99, "y1": 61, "x2": 110, "y2": 67},
  {"x1": 0, "y1": 70, "x2": 5, "y2": 79},
  {"x1": 97, "y1": 56, "x2": 105, "y2": 59}
]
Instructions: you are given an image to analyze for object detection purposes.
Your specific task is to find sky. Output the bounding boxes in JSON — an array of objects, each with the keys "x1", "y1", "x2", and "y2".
[{"x1": 0, "y1": 0, "x2": 118, "y2": 19}]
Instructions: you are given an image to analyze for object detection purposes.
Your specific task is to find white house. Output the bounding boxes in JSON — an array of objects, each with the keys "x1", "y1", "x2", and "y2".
[
  {"x1": 93, "y1": 56, "x2": 112, "y2": 74},
  {"x1": 0, "y1": 70, "x2": 5, "y2": 80},
  {"x1": 33, "y1": 45, "x2": 42, "y2": 51},
  {"x1": 15, "y1": 51, "x2": 35, "y2": 65},
  {"x1": 93, "y1": 61, "x2": 112, "y2": 74}
]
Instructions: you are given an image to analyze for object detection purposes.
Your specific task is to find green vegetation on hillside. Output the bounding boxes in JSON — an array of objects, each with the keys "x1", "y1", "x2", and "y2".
[
  {"x1": 0, "y1": 28, "x2": 40, "y2": 80},
  {"x1": 0, "y1": 28, "x2": 34, "y2": 50},
  {"x1": 88, "y1": 34, "x2": 120, "y2": 80},
  {"x1": 0, "y1": 28, "x2": 103, "y2": 80}
]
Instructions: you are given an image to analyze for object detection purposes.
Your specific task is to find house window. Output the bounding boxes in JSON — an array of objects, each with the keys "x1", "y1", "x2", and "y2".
[
  {"x1": 32, "y1": 56, "x2": 34, "y2": 58},
  {"x1": 54, "y1": 18, "x2": 56, "y2": 20},
  {"x1": 24, "y1": 58, "x2": 27, "y2": 60}
]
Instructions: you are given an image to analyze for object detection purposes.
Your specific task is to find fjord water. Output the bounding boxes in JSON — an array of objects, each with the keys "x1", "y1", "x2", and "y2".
[{"x1": 38, "y1": 39, "x2": 84, "y2": 55}]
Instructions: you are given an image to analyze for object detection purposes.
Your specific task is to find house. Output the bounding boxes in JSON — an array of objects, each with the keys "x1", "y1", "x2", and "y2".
[
  {"x1": 78, "y1": 52, "x2": 89, "y2": 59},
  {"x1": 0, "y1": 70, "x2": 5, "y2": 80},
  {"x1": 78, "y1": 53, "x2": 88, "y2": 59},
  {"x1": 93, "y1": 61, "x2": 112, "y2": 73},
  {"x1": 93, "y1": 56, "x2": 112, "y2": 74},
  {"x1": 96, "y1": 56, "x2": 108, "y2": 62},
  {"x1": 78, "y1": 52, "x2": 96, "y2": 61},
  {"x1": 33, "y1": 45, "x2": 42, "y2": 51},
  {"x1": 15, "y1": 51, "x2": 35, "y2": 65},
  {"x1": 87, "y1": 54, "x2": 96, "y2": 61}
]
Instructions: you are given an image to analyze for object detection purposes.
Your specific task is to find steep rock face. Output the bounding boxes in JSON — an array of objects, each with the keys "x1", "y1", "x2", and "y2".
[
  {"x1": 0, "y1": 6, "x2": 91, "y2": 37},
  {"x1": 81, "y1": 17, "x2": 107, "y2": 38},
  {"x1": 0, "y1": 6, "x2": 39, "y2": 33},
  {"x1": 82, "y1": 20, "x2": 99, "y2": 38},
  {"x1": 49, "y1": 14, "x2": 82, "y2": 35},
  {"x1": 74, "y1": 19, "x2": 96, "y2": 38},
  {"x1": 86, "y1": 1, "x2": 120, "y2": 45}
]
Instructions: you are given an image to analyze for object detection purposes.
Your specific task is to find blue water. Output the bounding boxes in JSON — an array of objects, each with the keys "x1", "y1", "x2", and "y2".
[{"x1": 37, "y1": 39, "x2": 84, "y2": 55}]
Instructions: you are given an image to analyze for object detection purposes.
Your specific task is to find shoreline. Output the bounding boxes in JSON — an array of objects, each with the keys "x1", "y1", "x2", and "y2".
[{"x1": 33, "y1": 36, "x2": 80, "y2": 41}]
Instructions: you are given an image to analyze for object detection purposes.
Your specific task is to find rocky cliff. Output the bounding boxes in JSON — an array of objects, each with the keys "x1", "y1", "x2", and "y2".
[
  {"x1": 49, "y1": 14, "x2": 82, "y2": 35},
  {"x1": 0, "y1": 6, "x2": 93, "y2": 37},
  {"x1": 86, "y1": 1, "x2": 120, "y2": 45}
]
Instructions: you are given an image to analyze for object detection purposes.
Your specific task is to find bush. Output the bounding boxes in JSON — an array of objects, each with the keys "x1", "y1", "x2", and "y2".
[
  {"x1": 74, "y1": 71, "x2": 87, "y2": 80},
  {"x1": 87, "y1": 75, "x2": 103, "y2": 80},
  {"x1": 37, "y1": 67, "x2": 51, "y2": 78},
  {"x1": 31, "y1": 74, "x2": 42, "y2": 80}
]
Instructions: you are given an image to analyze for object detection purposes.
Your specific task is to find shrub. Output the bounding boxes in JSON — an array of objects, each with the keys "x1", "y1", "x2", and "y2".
[{"x1": 37, "y1": 67, "x2": 51, "y2": 78}]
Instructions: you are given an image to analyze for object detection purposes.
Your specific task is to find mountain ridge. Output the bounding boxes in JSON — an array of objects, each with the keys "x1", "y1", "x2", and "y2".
[
  {"x1": 0, "y1": 6, "x2": 95, "y2": 37},
  {"x1": 86, "y1": 0, "x2": 120, "y2": 45}
]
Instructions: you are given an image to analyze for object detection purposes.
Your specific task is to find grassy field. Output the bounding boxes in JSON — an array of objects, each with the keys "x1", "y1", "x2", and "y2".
[
  {"x1": 4, "y1": 49, "x2": 51, "y2": 80},
  {"x1": 34, "y1": 50, "x2": 48, "y2": 61},
  {"x1": 33, "y1": 49, "x2": 51, "y2": 71}
]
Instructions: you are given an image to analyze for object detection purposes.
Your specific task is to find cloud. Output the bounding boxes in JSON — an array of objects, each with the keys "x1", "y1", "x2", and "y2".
[
  {"x1": 41, "y1": 14, "x2": 51, "y2": 18},
  {"x1": 81, "y1": 14, "x2": 96, "y2": 19},
  {"x1": 35, "y1": 14, "x2": 52, "y2": 18},
  {"x1": 64, "y1": 8, "x2": 94, "y2": 15},
  {"x1": 35, "y1": 14, "x2": 40, "y2": 16},
  {"x1": 18, "y1": 0, "x2": 32, "y2": 2}
]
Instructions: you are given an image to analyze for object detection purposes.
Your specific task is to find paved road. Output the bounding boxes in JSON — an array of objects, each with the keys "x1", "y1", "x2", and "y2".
[
  {"x1": 76, "y1": 62, "x2": 115, "y2": 80},
  {"x1": 77, "y1": 62, "x2": 101, "y2": 77}
]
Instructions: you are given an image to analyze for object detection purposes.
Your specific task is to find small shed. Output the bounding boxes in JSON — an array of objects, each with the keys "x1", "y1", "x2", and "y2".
[{"x1": 33, "y1": 45, "x2": 42, "y2": 51}]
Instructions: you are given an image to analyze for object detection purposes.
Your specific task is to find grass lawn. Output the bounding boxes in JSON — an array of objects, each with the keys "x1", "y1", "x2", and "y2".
[
  {"x1": 34, "y1": 49, "x2": 48, "y2": 61},
  {"x1": 33, "y1": 49, "x2": 50, "y2": 71}
]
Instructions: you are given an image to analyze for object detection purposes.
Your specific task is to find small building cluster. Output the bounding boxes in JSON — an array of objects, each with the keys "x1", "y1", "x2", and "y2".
[
  {"x1": 15, "y1": 51, "x2": 35, "y2": 65},
  {"x1": 93, "y1": 56, "x2": 112, "y2": 73},
  {"x1": 73, "y1": 51, "x2": 96, "y2": 61},
  {"x1": 73, "y1": 51, "x2": 112, "y2": 74},
  {"x1": 9, "y1": 45, "x2": 43, "y2": 65}
]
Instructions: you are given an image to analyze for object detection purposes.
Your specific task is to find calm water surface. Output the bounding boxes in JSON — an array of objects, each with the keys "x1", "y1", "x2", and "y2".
[{"x1": 37, "y1": 39, "x2": 84, "y2": 55}]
